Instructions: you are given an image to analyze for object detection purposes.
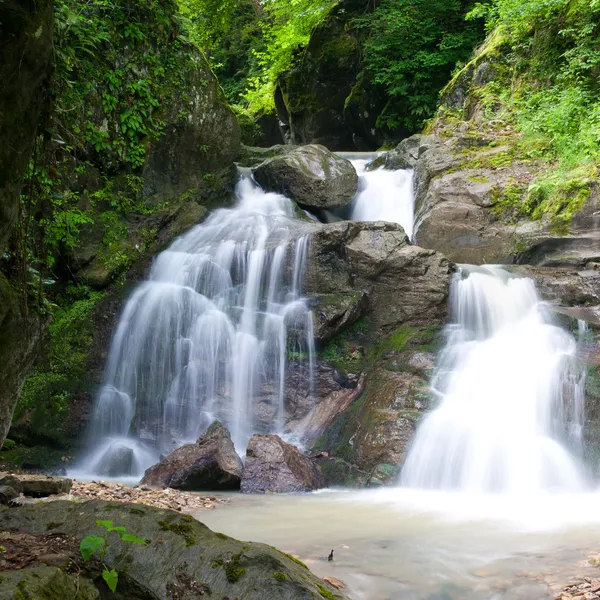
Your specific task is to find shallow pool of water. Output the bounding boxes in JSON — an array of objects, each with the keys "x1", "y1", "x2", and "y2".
[{"x1": 196, "y1": 488, "x2": 600, "y2": 600}]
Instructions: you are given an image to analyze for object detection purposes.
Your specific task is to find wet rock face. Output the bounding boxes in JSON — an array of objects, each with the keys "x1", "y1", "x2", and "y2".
[
  {"x1": 0, "y1": 0, "x2": 53, "y2": 450},
  {"x1": 313, "y1": 351, "x2": 435, "y2": 487},
  {"x1": 0, "y1": 499, "x2": 349, "y2": 600},
  {"x1": 381, "y1": 134, "x2": 600, "y2": 267},
  {"x1": 252, "y1": 144, "x2": 358, "y2": 209},
  {"x1": 96, "y1": 443, "x2": 135, "y2": 478},
  {"x1": 241, "y1": 434, "x2": 325, "y2": 494},
  {"x1": 308, "y1": 220, "x2": 452, "y2": 335},
  {"x1": 141, "y1": 421, "x2": 243, "y2": 491}
]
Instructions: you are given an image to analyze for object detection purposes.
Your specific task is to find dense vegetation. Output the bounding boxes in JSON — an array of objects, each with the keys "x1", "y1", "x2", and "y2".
[
  {"x1": 179, "y1": 0, "x2": 484, "y2": 134},
  {"x1": 439, "y1": 0, "x2": 600, "y2": 227}
]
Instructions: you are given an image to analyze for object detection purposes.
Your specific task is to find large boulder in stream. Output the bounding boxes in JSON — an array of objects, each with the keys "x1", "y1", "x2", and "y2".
[
  {"x1": 241, "y1": 434, "x2": 325, "y2": 494},
  {"x1": 252, "y1": 144, "x2": 358, "y2": 209},
  {"x1": 0, "y1": 499, "x2": 349, "y2": 599},
  {"x1": 141, "y1": 421, "x2": 243, "y2": 491},
  {"x1": 308, "y1": 220, "x2": 453, "y2": 335}
]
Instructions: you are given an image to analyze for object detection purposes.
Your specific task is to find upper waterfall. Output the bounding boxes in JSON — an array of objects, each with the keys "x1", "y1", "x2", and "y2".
[
  {"x1": 80, "y1": 176, "x2": 315, "y2": 479},
  {"x1": 350, "y1": 159, "x2": 415, "y2": 239},
  {"x1": 401, "y1": 265, "x2": 587, "y2": 494}
]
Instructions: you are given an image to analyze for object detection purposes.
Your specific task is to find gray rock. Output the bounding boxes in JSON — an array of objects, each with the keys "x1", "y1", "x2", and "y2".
[
  {"x1": 96, "y1": 443, "x2": 135, "y2": 478},
  {"x1": 0, "y1": 485, "x2": 18, "y2": 505},
  {"x1": 0, "y1": 473, "x2": 72, "y2": 497},
  {"x1": 253, "y1": 144, "x2": 358, "y2": 209},
  {"x1": 312, "y1": 292, "x2": 368, "y2": 345},
  {"x1": 0, "y1": 500, "x2": 349, "y2": 600},
  {"x1": 307, "y1": 220, "x2": 452, "y2": 334},
  {"x1": 241, "y1": 434, "x2": 325, "y2": 494},
  {"x1": 141, "y1": 420, "x2": 243, "y2": 491}
]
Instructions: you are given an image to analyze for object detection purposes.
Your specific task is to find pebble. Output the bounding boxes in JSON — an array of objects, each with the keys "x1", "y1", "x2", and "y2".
[
  {"x1": 555, "y1": 575, "x2": 600, "y2": 600},
  {"x1": 62, "y1": 480, "x2": 228, "y2": 513}
]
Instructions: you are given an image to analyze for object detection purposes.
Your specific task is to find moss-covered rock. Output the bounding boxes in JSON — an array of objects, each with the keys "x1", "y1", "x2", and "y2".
[
  {"x1": 253, "y1": 144, "x2": 358, "y2": 209},
  {"x1": 0, "y1": 500, "x2": 348, "y2": 599}
]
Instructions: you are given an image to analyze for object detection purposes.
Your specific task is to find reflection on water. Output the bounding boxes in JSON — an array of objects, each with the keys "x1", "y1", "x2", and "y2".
[{"x1": 197, "y1": 488, "x2": 600, "y2": 599}]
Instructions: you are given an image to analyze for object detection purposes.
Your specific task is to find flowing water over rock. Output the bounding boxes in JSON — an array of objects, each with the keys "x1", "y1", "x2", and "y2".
[
  {"x1": 401, "y1": 265, "x2": 586, "y2": 493},
  {"x1": 78, "y1": 177, "x2": 315, "y2": 479},
  {"x1": 350, "y1": 158, "x2": 415, "y2": 240}
]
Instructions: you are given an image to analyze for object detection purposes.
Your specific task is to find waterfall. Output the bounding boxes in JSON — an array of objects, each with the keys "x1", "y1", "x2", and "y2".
[
  {"x1": 80, "y1": 177, "x2": 315, "y2": 479},
  {"x1": 350, "y1": 159, "x2": 415, "y2": 240},
  {"x1": 401, "y1": 265, "x2": 586, "y2": 494}
]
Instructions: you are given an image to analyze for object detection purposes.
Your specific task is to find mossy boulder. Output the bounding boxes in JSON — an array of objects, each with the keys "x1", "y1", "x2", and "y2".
[
  {"x1": 0, "y1": 499, "x2": 348, "y2": 599},
  {"x1": 253, "y1": 144, "x2": 358, "y2": 209}
]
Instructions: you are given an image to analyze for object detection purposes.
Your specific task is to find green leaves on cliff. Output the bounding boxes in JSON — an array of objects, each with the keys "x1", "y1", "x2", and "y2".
[{"x1": 356, "y1": 0, "x2": 484, "y2": 131}]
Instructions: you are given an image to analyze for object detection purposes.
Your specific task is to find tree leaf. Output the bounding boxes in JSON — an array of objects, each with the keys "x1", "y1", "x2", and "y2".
[
  {"x1": 102, "y1": 568, "x2": 119, "y2": 593},
  {"x1": 80, "y1": 535, "x2": 105, "y2": 561},
  {"x1": 107, "y1": 525, "x2": 127, "y2": 537},
  {"x1": 96, "y1": 520, "x2": 113, "y2": 529},
  {"x1": 121, "y1": 533, "x2": 148, "y2": 544}
]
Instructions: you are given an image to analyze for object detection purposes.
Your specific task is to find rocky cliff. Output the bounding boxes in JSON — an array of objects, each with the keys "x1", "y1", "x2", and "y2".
[{"x1": 0, "y1": 0, "x2": 54, "y2": 449}]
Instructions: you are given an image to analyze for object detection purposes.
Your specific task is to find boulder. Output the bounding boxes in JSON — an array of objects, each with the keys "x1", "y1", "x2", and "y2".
[
  {"x1": 96, "y1": 443, "x2": 135, "y2": 478},
  {"x1": 141, "y1": 421, "x2": 243, "y2": 491},
  {"x1": 0, "y1": 485, "x2": 17, "y2": 505},
  {"x1": 0, "y1": 473, "x2": 72, "y2": 497},
  {"x1": 311, "y1": 292, "x2": 368, "y2": 345},
  {"x1": 253, "y1": 144, "x2": 358, "y2": 209},
  {"x1": 241, "y1": 434, "x2": 325, "y2": 494},
  {"x1": 307, "y1": 220, "x2": 452, "y2": 335},
  {"x1": 0, "y1": 500, "x2": 349, "y2": 600}
]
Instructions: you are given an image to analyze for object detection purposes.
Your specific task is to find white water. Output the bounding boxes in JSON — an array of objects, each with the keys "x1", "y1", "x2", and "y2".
[
  {"x1": 350, "y1": 159, "x2": 415, "y2": 239},
  {"x1": 77, "y1": 177, "x2": 315, "y2": 479},
  {"x1": 401, "y1": 265, "x2": 587, "y2": 494}
]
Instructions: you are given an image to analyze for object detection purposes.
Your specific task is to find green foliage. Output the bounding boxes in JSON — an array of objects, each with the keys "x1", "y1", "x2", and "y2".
[
  {"x1": 356, "y1": 0, "x2": 484, "y2": 131},
  {"x1": 245, "y1": 0, "x2": 339, "y2": 114},
  {"x1": 80, "y1": 520, "x2": 149, "y2": 593},
  {"x1": 460, "y1": 0, "x2": 600, "y2": 229},
  {"x1": 14, "y1": 286, "x2": 105, "y2": 444}
]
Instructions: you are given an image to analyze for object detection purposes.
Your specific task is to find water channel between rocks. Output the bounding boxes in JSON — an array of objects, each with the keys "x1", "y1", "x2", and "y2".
[{"x1": 197, "y1": 488, "x2": 600, "y2": 600}]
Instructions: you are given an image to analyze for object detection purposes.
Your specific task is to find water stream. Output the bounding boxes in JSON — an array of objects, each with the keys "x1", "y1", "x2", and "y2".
[{"x1": 77, "y1": 177, "x2": 315, "y2": 479}]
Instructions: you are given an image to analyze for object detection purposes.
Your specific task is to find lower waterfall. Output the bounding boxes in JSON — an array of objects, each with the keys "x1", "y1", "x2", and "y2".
[
  {"x1": 79, "y1": 177, "x2": 315, "y2": 479},
  {"x1": 401, "y1": 265, "x2": 587, "y2": 493}
]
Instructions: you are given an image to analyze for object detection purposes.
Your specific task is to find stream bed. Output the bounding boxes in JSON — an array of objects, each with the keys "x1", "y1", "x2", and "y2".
[{"x1": 197, "y1": 488, "x2": 600, "y2": 599}]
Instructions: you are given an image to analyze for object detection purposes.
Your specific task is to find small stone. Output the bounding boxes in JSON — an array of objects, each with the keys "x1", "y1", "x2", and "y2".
[{"x1": 322, "y1": 577, "x2": 345, "y2": 590}]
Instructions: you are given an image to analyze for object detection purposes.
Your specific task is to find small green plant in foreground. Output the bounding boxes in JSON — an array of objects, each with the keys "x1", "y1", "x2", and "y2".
[{"x1": 80, "y1": 520, "x2": 149, "y2": 593}]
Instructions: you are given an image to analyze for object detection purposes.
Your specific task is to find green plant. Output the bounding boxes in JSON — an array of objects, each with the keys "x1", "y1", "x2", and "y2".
[{"x1": 80, "y1": 520, "x2": 149, "y2": 593}]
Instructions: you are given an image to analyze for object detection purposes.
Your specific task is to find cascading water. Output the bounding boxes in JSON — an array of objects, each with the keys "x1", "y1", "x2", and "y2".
[
  {"x1": 79, "y1": 176, "x2": 315, "y2": 479},
  {"x1": 401, "y1": 265, "x2": 587, "y2": 494},
  {"x1": 350, "y1": 159, "x2": 415, "y2": 239}
]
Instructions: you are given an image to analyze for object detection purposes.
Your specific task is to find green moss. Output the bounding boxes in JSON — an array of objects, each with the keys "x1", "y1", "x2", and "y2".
[
  {"x1": 157, "y1": 518, "x2": 197, "y2": 546},
  {"x1": 283, "y1": 552, "x2": 309, "y2": 570},
  {"x1": 129, "y1": 508, "x2": 145, "y2": 516},
  {"x1": 317, "y1": 583, "x2": 340, "y2": 599},
  {"x1": 273, "y1": 571, "x2": 288, "y2": 582},
  {"x1": 224, "y1": 553, "x2": 247, "y2": 583},
  {"x1": 180, "y1": 515, "x2": 194, "y2": 523},
  {"x1": 467, "y1": 174, "x2": 489, "y2": 183},
  {"x1": 212, "y1": 557, "x2": 225, "y2": 568},
  {"x1": 46, "y1": 522, "x2": 63, "y2": 530}
]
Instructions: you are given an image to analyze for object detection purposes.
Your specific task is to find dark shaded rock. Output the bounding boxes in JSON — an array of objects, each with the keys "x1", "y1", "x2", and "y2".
[
  {"x1": 0, "y1": 499, "x2": 349, "y2": 599},
  {"x1": 0, "y1": 485, "x2": 18, "y2": 505},
  {"x1": 275, "y1": 0, "x2": 391, "y2": 150},
  {"x1": 0, "y1": 0, "x2": 53, "y2": 450},
  {"x1": 141, "y1": 421, "x2": 243, "y2": 491},
  {"x1": 312, "y1": 292, "x2": 368, "y2": 345},
  {"x1": 96, "y1": 443, "x2": 135, "y2": 478},
  {"x1": 308, "y1": 220, "x2": 452, "y2": 334},
  {"x1": 241, "y1": 434, "x2": 325, "y2": 494},
  {"x1": 253, "y1": 144, "x2": 358, "y2": 209},
  {"x1": 0, "y1": 566, "x2": 99, "y2": 600}
]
